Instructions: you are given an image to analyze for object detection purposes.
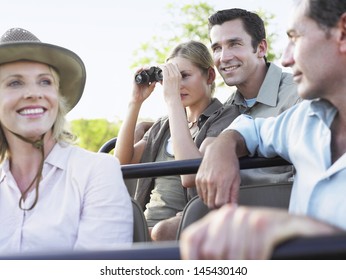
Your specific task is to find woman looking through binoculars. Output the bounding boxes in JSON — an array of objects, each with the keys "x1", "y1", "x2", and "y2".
[{"x1": 115, "y1": 40, "x2": 239, "y2": 240}]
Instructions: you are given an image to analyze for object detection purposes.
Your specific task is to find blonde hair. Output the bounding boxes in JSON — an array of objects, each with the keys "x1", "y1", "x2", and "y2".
[
  {"x1": 50, "y1": 67, "x2": 75, "y2": 144},
  {"x1": 0, "y1": 66, "x2": 75, "y2": 163},
  {"x1": 166, "y1": 40, "x2": 216, "y2": 95}
]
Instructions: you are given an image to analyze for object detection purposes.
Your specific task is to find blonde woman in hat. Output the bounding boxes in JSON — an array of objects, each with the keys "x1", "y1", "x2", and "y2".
[{"x1": 0, "y1": 28, "x2": 133, "y2": 254}]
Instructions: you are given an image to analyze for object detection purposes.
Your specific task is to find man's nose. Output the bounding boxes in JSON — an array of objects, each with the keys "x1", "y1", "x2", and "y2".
[
  {"x1": 281, "y1": 43, "x2": 295, "y2": 68},
  {"x1": 220, "y1": 48, "x2": 234, "y2": 63}
]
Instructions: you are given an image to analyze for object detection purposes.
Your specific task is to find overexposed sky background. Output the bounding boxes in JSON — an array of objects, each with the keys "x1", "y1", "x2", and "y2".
[{"x1": 2, "y1": 0, "x2": 293, "y2": 122}]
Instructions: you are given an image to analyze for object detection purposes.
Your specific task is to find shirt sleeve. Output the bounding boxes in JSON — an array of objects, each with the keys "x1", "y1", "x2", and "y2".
[
  {"x1": 205, "y1": 104, "x2": 240, "y2": 138},
  {"x1": 74, "y1": 154, "x2": 133, "y2": 250},
  {"x1": 224, "y1": 110, "x2": 294, "y2": 161},
  {"x1": 225, "y1": 114, "x2": 261, "y2": 157}
]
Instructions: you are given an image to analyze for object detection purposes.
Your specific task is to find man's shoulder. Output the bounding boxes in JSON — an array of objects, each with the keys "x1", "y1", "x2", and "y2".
[
  {"x1": 268, "y1": 64, "x2": 298, "y2": 99},
  {"x1": 280, "y1": 71, "x2": 295, "y2": 87},
  {"x1": 268, "y1": 62, "x2": 294, "y2": 85}
]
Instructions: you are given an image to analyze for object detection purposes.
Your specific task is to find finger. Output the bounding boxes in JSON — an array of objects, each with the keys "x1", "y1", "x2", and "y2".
[
  {"x1": 180, "y1": 218, "x2": 209, "y2": 260},
  {"x1": 195, "y1": 172, "x2": 207, "y2": 203},
  {"x1": 206, "y1": 183, "x2": 216, "y2": 209},
  {"x1": 225, "y1": 206, "x2": 247, "y2": 259},
  {"x1": 171, "y1": 63, "x2": 181, "y2": 76},
  {"x1": 247, "y1": 210, "x2": 273, "y2": 259},
  {"x1": 229, "y1": 174, "x2": 240, "y2": 203},
  {"x1": 196, "y1": 167, "x2": 217, "y2": 208},
  {"x1": 148, "y1": 81, "x2": 156, "y2": 90},
  {"x1": 214, "y1": 181, "x2": 231, "y2": 208},
  {"x1": 201, "y1": 205, "x2": 236, "y2": 259}
]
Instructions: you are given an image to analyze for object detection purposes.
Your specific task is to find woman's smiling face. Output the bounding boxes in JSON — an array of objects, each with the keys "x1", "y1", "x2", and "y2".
[{"x1": 0, "y1": 61, "x2": 59, "y2": 140}]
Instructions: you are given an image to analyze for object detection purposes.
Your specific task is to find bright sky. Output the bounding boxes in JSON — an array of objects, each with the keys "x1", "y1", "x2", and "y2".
[{"x1": 2, "y1": 0, "x2": 293, "y2": 122}]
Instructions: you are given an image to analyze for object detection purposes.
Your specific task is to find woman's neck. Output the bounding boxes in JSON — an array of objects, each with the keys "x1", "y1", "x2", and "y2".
[{"x1": 7, "y1": 131, "x2": 56, "y2": 184}]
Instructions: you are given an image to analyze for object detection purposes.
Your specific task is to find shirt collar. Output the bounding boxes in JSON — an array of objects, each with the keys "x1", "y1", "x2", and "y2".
[
  {"x1": 201, "y1": 98, "x2": 222, "y2": 117},
  {"x1": 44, "y1": 142, "x2": 71, "y2": 170},
  {"x1": 0, "y1": 142, "x2": 71, "y2": 183},
  {"x1": 233, "y1": 63, "x2": 281, "y2": 107},
  {"x1": 0, "y1": 160, "x2": 9, "y2": 183},
  {"x1": 309, "y1": 99, "x2": 338, "y2": 127},
  {"x1": 197, "y1": 98, "x2": 223, "y2": 127}
]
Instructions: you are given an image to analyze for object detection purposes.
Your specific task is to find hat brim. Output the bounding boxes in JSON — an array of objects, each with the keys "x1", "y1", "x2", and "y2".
[{"x1": 0, "y1": 42, "x2": 86, "y2": 112}]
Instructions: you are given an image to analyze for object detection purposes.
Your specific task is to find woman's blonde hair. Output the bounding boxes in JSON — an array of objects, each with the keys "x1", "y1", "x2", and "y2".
[
  {"x1": 0, "y1": 66, "x2": 75, "y2": 163},
  {"x1": 166, "y1": 40, "x2": 216, "y2": 95}
]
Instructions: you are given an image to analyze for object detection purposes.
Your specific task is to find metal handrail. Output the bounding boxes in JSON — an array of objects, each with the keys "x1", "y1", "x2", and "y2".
[
  {"x1": 99, "y1": 137, "x2": 291, "y2": 179},
  {"x1": 2, "y1": 234, "x2": 346, "y2": 260},
  {"x1": 121, "y1": 156, "x2": 291, "y2": 179}
]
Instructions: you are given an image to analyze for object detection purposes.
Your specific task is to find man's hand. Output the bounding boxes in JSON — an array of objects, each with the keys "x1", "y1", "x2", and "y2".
[
  {"x1": 195, "y1": 130, "x2": 246, "y2": 208},
  {"x1": 180, "y1": 204, "x2": 342, "y2": 260}
]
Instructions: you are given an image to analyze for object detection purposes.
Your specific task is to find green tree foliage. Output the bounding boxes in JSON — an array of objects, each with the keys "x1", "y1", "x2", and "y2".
[
  {"x1": 131, "y1": 2, "x2": 279, "y2": 68},
  {"x1": 131, "y1": 2, "x2": 213, "y2": 68},
  {"x1": 256, "y1": 8, "x2": 279, "y2": 62},
  {"x1": 70, "y1": 119, "x2": 121, "y2": 152}
]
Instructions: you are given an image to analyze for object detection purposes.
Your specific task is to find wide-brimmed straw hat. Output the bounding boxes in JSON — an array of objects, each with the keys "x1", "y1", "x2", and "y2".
[{"x1": 0, "y1": 28, "x2": 86, "y2": 111}]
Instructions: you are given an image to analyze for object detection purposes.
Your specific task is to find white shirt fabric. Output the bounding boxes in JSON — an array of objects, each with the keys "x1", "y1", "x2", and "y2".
[
  {"x1": 0, "y1": 143, "x2": 133, "y2": 255},
  {"x1": 226, "y1": 99, "x2": 346, "y2": 230}
]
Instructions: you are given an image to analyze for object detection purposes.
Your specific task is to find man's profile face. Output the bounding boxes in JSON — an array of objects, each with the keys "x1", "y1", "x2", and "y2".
[{"x1": 282, "y1": 1, "x2": 338, "y2": 101}]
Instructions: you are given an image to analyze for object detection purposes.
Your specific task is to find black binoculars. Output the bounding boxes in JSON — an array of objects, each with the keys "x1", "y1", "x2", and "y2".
[{"x1": 135, "y1": 66, "x2": 163, "y2": 84}]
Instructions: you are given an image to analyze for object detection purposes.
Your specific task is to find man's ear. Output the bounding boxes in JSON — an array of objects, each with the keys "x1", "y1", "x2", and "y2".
[
  {"x1": 257, "y1": 39, "x2": 268, "y2": 59},
  {"x1": 338, "y1": 12, "x2": 346, "y2": 53}
]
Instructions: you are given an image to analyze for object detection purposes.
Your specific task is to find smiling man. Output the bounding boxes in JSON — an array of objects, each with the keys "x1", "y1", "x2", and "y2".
[{"x1": 194, "y1": 9, "x2": 301, "y2": 208}]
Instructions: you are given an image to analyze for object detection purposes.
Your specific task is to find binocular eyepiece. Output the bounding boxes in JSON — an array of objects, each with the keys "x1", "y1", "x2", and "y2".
[{"x1": 135, "y1": 66, "x2": 163, "y2": 84}]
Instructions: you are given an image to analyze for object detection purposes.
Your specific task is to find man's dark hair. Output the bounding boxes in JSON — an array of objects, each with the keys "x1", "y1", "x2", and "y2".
[
  {"x1": 306, "y1": 0, "x2": 346, "y2": 33},
  {"x1": 208, "y1": 8, "x2": 266, "y2": 52}
]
